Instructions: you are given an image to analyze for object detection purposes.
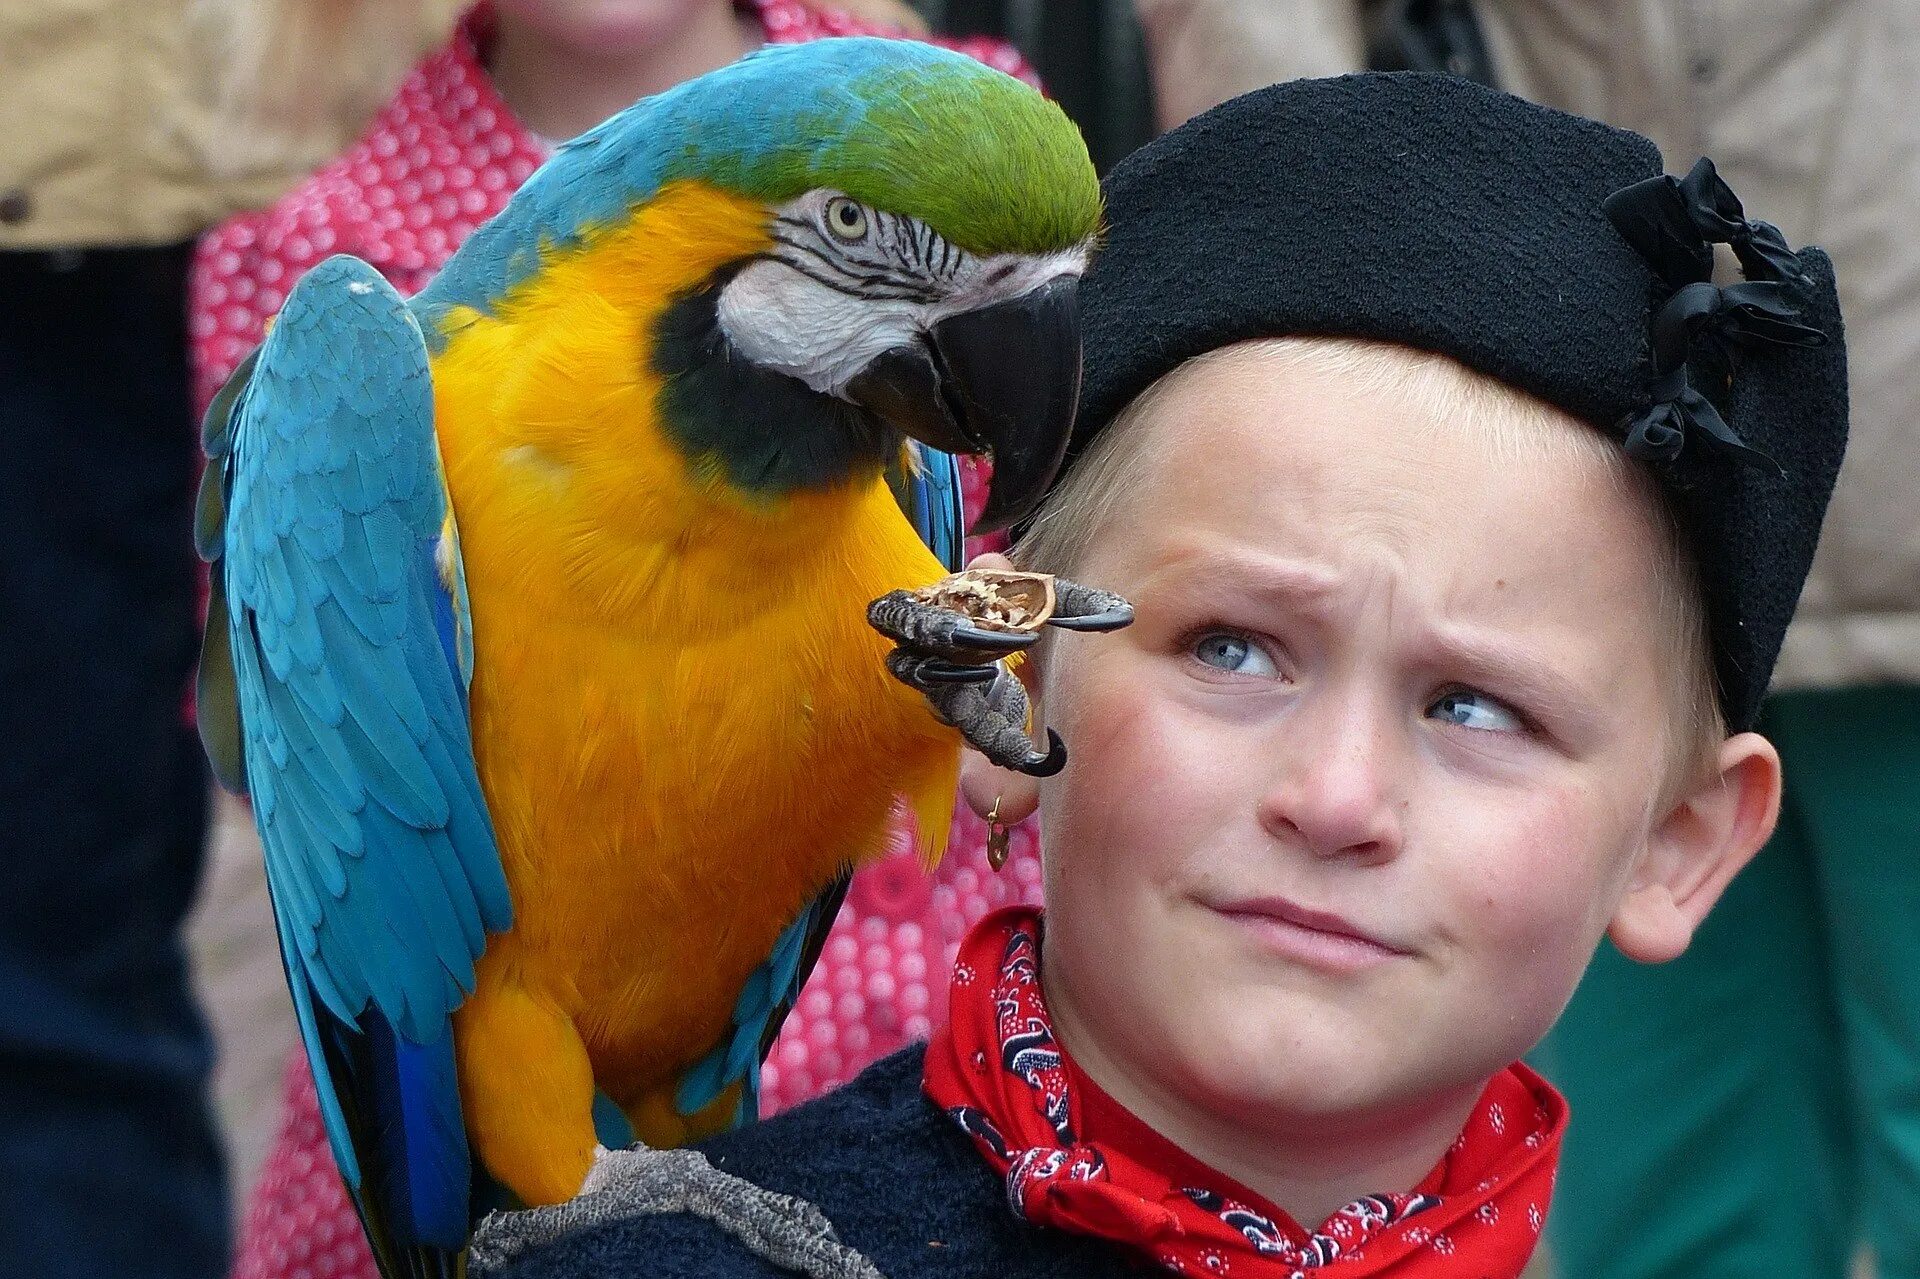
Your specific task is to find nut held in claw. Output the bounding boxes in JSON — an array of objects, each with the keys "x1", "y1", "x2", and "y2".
[{"x1": 907, "y1": 568, "x2": 1056, "y2": 634}]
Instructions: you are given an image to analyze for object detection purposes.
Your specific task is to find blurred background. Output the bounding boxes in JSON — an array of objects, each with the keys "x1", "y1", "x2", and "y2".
[{"x1": 4, "y1": 2, "x2": 1910, "y2": 1277}]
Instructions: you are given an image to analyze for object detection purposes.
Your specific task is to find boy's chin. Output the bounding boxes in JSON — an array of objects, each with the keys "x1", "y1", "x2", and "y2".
[
  {"x1": 1158, "y1": 991, "x2": 1491, "y2": 1129},
  {"x1": 1172, "y1": 1017, "x2": 1409, "y2": 1121}
]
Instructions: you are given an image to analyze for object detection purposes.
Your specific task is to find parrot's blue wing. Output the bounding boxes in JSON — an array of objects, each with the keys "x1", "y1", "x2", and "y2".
[
  {"x1": 673, "y1": 876, "x2": 849, "y2": 1124},
  {"x1": 676, "y1": 441, "x2": 967, "y2": 1125},
  {"x1": 891, "y1": 442, "x2": 967, "y2": 574},
  {"x1": 197, "y1": 255, "x2": 511, "y2": 1269}
]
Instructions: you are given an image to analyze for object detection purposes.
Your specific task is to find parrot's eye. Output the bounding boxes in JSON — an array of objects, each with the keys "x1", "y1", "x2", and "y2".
[{"x1": 824, "y1": 197, "x2": 869, "y2": 242}]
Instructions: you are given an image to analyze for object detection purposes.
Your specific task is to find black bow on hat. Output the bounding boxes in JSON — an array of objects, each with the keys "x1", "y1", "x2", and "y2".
[{"x1": 1603, "y1": 158, "x2": 1827, "y2": 471}]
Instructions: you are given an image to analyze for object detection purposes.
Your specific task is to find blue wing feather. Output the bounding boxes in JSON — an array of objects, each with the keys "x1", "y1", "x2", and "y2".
[
  {"x1": 908, "y1": 444, "x2": 966, "y2": 573},
  {"x1": 200, "y1": 255, "x2": 510, "y2": 1263},
  {"x1": 674, "y1": 440, "x2": 966, "y2": 1124},
  {"x1": 365, "y1": 1017, "x2": 471, "y2": 1249}
]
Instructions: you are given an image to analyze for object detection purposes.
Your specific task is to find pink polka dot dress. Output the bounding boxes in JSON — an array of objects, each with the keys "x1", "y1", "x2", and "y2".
[{"x1": 194, "y1": 7, "x2": 1043, "y2": 1277}]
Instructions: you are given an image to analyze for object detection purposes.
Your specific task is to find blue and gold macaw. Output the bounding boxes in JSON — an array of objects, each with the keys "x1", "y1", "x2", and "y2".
[{"x1": 194, "y1": 36, "x2": 1129, "y2": 1278}]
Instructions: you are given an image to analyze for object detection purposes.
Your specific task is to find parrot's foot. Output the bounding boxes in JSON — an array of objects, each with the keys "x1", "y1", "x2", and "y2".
[
  {"x1": 868, "y1": 575, "x2": 1133, "y2": 777},
  {"x1": 582, "y1": 1143, "x2": 615, "y2": 1194},
  {"x1": 890, "y1": 655, "x2": 1067, "y2": 776},
  {"x1": 471, "y1": 1142, "x2": 887, "y2": 1279}
]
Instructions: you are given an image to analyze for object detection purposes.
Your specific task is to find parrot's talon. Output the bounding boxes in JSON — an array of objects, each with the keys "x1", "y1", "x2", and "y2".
[
  {"x1": 867, "y1": 589, "x2": 1036, "y2": 665},
  {"x1": 1046, "y1": 580, "x2": 1136, "y2": 632},
  {"x1": 870, "y1": 574, "x2": 1131, "y2": 780},
  {"x1": 1012, "y1": 728, "x2": 1068, "y2": 777},
  {"x1": 583, "y1": 1142, "x2": 643, "y2": 1197},
  {"x1": 482, "y1": 1142, "x2": 888, "y2": 1279},
  {"x1": 885, "y1": 651, "x2": 1000, "y2": 691},
  {"x1": 916, "y1": 659, "x2": 1004, "y2": 685},
  {"x1": 891, "y1": 653, "x2": 1065, "y2": 775},
  {"x1": 1046, "y1": 603, "x2": 1134, "y2": 632},
  {"x1": 948, "y1": 623, "x2": 1038, "y2": 652}
]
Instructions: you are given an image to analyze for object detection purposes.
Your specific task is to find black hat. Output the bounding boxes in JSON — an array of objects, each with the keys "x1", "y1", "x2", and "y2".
[{"x1": 1072, "y1": 72, "x2": 1848, "y2": 733}]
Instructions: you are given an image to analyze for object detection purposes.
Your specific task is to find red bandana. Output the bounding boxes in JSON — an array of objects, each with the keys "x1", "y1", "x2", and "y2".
[{"x1": 922, "y1": 907, "x2": 1566, "y2": 1277}]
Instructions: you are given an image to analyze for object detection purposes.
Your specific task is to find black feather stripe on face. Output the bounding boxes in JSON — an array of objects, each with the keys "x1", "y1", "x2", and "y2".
[
  {"x1": 766, "y1": 237, "x2": 940, "y2": 302},
  {"x1": 650, "y1": 268, "x2": 897, "y2": 497},
  {"x1": 771, "y1": 209, "x2": 955, "y2": 301}
]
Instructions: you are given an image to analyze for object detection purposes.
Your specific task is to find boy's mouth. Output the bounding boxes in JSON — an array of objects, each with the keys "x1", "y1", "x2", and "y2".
[{"x1": 1202, "y1": 893, "x2": 1412, "y2": 972}]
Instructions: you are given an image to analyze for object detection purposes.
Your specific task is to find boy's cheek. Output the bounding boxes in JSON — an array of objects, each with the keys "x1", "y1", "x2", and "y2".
[
  {"x1": 1434, "y1": 805, "x2": 1634, "y2": 1057},
  {"x1": 1051, "y1": 664, "x2": 1205, "y2": 836},
  {"x1": 1440, "y1": 784, "x2": 1631, "y2": 946}
]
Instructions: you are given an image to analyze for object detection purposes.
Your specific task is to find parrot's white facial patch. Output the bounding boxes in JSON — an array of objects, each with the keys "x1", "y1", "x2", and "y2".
[{"x1": 714, "y1": 189, "x2": 1089, "y2": 399}]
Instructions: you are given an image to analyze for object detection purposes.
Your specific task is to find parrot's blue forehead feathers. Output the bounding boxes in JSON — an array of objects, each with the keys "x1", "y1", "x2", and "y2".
[{"x1": 417, "y1": 38, "x2": 1099, "y2": 329}]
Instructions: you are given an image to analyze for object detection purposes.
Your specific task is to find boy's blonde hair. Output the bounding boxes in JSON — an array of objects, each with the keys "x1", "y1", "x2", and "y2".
[{"x1": 1015, "y1": 337, "x2": 1726, "y2": 794}]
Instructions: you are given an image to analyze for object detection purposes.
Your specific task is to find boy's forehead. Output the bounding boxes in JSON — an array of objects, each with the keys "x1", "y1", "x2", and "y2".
[
  {"x1": 1098, "y1": 341, "x2": 1668, "y2": 620},
  {"x1": 1117, "y1": 342, "x2": 1492, "y2": 503}
]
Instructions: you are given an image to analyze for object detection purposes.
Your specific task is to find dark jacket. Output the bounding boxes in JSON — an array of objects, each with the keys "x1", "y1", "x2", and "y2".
[{"x1": 470, "y1": 1046, "x2": 1147, "y2": 1278}]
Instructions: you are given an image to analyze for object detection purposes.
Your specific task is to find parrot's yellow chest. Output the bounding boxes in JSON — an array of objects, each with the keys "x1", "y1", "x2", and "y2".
[{"x1": 424, "y1": 183, "x2": 958, "y2": 1105}]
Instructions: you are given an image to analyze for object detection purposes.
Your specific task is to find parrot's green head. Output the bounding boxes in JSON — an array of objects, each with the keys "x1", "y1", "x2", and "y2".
[
  {"x1": 699, "y1": 43, "x2": 1101, "y2": 529},
  {"x1": 684, "y1": 38, "x2": 1101, "y2": 258},
  {"x1": 440, "y1": 38, "x2": 1102, "y2": 530}
]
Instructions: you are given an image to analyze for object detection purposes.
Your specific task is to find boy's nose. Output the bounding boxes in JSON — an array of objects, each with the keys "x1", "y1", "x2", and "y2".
[{"x1": 1255, "y1": 695, "x2": 1403, "y2": 866}]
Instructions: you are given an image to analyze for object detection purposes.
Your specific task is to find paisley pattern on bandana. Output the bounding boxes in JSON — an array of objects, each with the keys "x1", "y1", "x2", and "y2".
[
  {"x1": 923, "y1": 907, "x2": 1568, "y2": 1278},
  {"x1": 1180, "y1": 1187, "x2": 1443, "y2": 1270}
]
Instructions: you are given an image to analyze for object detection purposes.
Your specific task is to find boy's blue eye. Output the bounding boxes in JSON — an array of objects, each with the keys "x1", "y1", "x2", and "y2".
[
  {"x1": 1192, "y1": 631, "x2": 1279, "y2": 678},
  {"x1": 1428, "y1": 688, "x2": 1523, "y2": 733}
]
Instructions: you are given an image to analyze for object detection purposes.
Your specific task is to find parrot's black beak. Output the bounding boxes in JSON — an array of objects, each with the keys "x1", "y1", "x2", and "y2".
[{"x1": 845, "y1": 276, "x2": 1081, "y2": 534}]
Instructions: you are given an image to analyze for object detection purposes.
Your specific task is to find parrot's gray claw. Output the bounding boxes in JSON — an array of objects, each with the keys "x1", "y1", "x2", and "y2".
[
  {"x1": 476, "y1": 1142, "x2": 886, "y2": 1279},
  {"x1": 869, "y1": 574, "x2": 1132, "y2": 779},
  {"x1": 1046, "y1": 581, "x2": 1135, "y2": 632},
  {"x1": 1008, "y1": 727, "x2": 1068, "y2": 777},
  {"x1": 867, "y1": 589, "x2": 1040, "y2": 664},
  {"x1": 902, "y1": 658, "x2": 1003, "y2": 685},
  {"x1": 882, "y1": 656, "x2": 1067, "y2": 778}
]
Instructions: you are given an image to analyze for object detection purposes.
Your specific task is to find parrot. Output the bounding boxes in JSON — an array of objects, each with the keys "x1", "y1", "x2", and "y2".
[{"x1": 193, "y1": 35, "x2": 1133, "y2": 1278}]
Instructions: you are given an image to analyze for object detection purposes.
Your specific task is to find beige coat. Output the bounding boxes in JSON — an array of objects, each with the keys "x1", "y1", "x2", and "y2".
[
  {"x1": 0, "y1": 0, "x2": 932, "y2": 251},
  {"x1": 0, "y1": 0, "x2": 457, "y2": 250},
  {"x1": 1134, "y1": 0, "x2": 1920, "y2": 690}
]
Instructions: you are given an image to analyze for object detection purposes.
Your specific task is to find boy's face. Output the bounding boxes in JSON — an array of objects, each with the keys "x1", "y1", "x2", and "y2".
[{"x1": 1036, "y1": 348, "x2": 1684, "y2": 1135}]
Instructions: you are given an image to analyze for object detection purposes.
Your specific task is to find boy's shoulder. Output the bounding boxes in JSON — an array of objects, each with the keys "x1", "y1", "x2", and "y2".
[{"x1": 469, "y1": 1045, "x2": 1138, "y2": 1278}]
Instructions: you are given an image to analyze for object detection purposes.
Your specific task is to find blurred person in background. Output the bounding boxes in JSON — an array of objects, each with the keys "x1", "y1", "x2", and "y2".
[
  {"x1": 1127, "y1": 2, "x2": 1919, "y2": 1276},
  {"x1": 190, "y1": 4, "x2": 1042, "y2": 1276},
  {"x1": 0, "y1": 2, "x2": 445, "y2": 1276}
]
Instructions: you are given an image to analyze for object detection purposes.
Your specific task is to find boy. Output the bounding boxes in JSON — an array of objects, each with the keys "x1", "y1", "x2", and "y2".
[{"x1": 465, "y1": 70, "x2": 1846, "y2": 1279}]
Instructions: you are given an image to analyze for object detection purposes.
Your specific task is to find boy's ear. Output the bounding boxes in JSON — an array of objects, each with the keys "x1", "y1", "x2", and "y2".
[
  {"x1": 956, "y1": 552, "x2": 1045, "y2": 825},
  {"x1": 1608, "y1": 731, "x2": 1782, "y2": 964}
]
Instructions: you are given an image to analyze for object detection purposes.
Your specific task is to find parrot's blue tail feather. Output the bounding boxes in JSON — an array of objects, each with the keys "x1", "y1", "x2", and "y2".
[
  {"x1": 267, "y1": 913, "x2": 466, "y2": 1273},
  {"x1": 367, "y1": 1018, "x2": 474, "y2": 1249},
  {"x1": 317, "y1": 1011, "x2": 470, "y2": 1279},
  {"x1": 274, "y1": 910, "x2": 464, "y2": 1278}
]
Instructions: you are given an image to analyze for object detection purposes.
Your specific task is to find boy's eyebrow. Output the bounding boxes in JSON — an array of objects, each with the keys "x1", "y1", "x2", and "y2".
[
  {"x1": 1137, "y1": 542, "x2": 1346, "y2": 606},
  {"x1": 1416, "y1": 623, "x2": 1604, "y2": 732},
  {"x1": 1138, "y1": 541, "x2": 1605, "y2": 730}
]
